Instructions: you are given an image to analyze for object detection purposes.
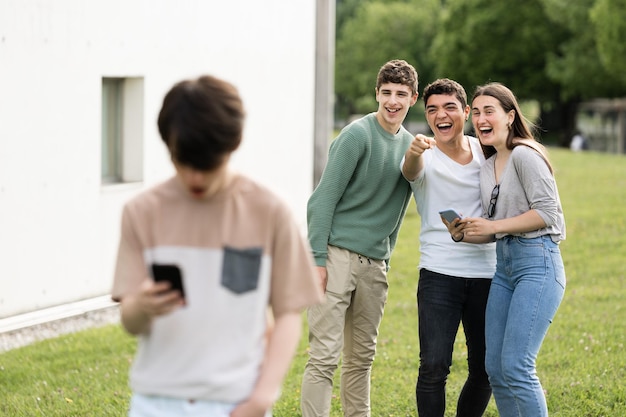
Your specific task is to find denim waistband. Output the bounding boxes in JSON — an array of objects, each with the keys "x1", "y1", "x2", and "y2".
[{"x1": 499, "y1": 235, "x2": 557, "y2": 245}]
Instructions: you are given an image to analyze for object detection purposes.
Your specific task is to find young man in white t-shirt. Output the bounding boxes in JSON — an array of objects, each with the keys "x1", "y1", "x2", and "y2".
[
  {"x1": 111, "y1": 75, "x2": 323, "y2": 417},
  {"x1": 401, "y1": 78, "x2": 496, "y2": 417}
]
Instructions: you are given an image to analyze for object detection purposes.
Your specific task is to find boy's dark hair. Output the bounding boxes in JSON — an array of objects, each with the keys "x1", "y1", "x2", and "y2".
[
  {"x1": 422, "y1": 78, "x2": 468, "y2": 108},
  {"x1": 376, "y1": 59, "x2": 419, "y2": 95},
  {"x1": 157, "y1": 75, "x2": 245, "y2": 171}
]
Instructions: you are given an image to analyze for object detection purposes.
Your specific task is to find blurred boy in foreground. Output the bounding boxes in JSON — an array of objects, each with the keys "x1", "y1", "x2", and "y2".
[{"x1": 112, "y1": 75, "x2": 323, "y2": 417}]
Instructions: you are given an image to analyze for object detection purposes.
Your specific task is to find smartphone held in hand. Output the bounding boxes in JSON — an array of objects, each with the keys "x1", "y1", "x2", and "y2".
[
  {"x1": 151, "y1": 263, "x2": 186, "y2": 300},
  {"x1": 439, "y1": 209, "x2": 463, "y2": 224}
]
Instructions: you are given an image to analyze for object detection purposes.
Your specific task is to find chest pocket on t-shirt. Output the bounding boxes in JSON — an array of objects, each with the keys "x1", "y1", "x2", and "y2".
[{"x1": 221, "y1": 246, "x2": 262, "y2": 294}]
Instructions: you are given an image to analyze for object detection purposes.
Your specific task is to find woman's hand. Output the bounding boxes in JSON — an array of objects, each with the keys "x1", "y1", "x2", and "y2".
[{"x1": 459, "y1": 217, "x2": 497, "y2": 237}]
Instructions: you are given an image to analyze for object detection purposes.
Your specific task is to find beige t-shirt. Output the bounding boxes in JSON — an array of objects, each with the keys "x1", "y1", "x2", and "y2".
[{"x1": 112, "y1": 175, "x2": 322, "y2": 403}]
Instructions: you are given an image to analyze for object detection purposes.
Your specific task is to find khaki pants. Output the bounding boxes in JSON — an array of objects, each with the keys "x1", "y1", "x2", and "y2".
[{"x1": 301, "y1": 245, "x2": 388, "y2": 417}]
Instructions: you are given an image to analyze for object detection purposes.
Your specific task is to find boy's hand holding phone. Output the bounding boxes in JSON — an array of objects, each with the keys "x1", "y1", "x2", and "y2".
[
  {"x1": 120, "y1": 278, "x2": 185, "y2": 336},
  {"x1": 142, "y1": 264, "x2": 187, "y2": 315},
  {"x1": 151, "y1": 264, "x2": 186, "y2": 300},
  {"x1": 439, "y1": 209, "x2": 466, "y2": 242}
]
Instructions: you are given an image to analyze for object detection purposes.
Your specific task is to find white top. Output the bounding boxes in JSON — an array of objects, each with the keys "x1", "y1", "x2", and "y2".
[{"x1": 404, "y1": 136, "x2": 496, "y2": 278}]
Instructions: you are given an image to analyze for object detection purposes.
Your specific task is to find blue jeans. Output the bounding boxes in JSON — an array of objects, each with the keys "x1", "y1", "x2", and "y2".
[
  {"x1": 485, "y1": 236, "x2": 566, "y2": 417},
  {"x1": 416, "y1": 269, "x2": 492, "y2": 417}
]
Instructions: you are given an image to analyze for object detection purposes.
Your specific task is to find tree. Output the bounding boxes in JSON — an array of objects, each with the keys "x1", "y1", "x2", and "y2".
[
  {"x1": 336, "y1": 0, "x2": 365, "y2": 35},
  {"x1": 539, "y1": 0, "x2": 626, "y2": 143},
  {"x1": 334, "y1": 0, "x2": 440, "y2": 118},
  {"x1": 541, "y1": 0, "x2": 625, "y2": 100},
  {"x1": 591, "y1": 0, "x2": 626, "y2": 85},
  {"x1": 333, "y1": 0, "x2": 626, "y2": 143},
  {"x1": 430, "y1": 0, "x2": 626, "y2": 144},
  {"x1": 431, "y1": 0, "x2": 566, "y2": 103}
]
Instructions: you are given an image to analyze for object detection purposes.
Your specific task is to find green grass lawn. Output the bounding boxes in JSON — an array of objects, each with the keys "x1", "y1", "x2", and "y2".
[{"x1": 1, "y1": 148, "x2": 625, "y2": 416}]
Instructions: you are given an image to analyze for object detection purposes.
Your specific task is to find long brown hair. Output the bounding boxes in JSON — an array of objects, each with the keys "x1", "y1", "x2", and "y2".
[{"x1": 471, "y1": 82, "x2": 553, "y2": 173}]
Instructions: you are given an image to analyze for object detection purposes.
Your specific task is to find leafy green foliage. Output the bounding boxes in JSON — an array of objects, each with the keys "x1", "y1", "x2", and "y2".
[
  {"x1": 541, "y1": 0, "x2": 626, "y2": 100},
  {"x1": 335, "y1": 0, "x2": 439, "y2": 117},
  {"x1": 590, "y1": 0, "x2": 626, "y2": 85},
  {"x1": 335, "y1": 0, "x2": 626, "y2": 135},
  {"x1": 336, "y1": 0, "x2": 365, "y2": 35},
  {"x1": 432, "y1": 0, "x2": 566, "y2": 102}
]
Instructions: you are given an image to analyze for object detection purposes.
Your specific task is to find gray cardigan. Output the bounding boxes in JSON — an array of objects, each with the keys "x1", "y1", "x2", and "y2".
[{"x1": 480, "y1": 145, "x2": 566, "y2": 242}]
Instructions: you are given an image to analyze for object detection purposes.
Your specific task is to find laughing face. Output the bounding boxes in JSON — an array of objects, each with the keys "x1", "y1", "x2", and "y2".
[
  {"x1": 471, "y1": 95, "x2": 515, "y2": 149},
  {"x1": 375, "y1": 82, "x2": 418, "y2": 134},
  {"x1": 424, "y1": 93, "x2": 469, "y2": 144}
]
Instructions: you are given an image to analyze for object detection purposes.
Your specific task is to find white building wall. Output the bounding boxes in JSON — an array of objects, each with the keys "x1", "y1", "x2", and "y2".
[{"x1": 0, "y1": 0, "x2": 317, "y2": 318}]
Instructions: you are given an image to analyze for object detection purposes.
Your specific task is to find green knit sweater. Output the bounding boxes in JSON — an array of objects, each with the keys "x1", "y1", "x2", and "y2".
[{"x1": 307, "y1": 113, "x2": 414, "y2": 267}]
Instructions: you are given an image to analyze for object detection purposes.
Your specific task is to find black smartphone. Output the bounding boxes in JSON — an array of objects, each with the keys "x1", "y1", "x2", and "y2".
[
  {"x1": 438, "y1": 209, "x2": 463, "y2": 224},
  {"x1": 151, "y1": 263, "x2": 186, "y2": 300}
]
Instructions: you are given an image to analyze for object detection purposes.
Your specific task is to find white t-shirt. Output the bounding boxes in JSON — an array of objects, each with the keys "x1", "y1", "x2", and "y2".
[{"x1": 404, "y1": 136, "x2": 496, "y2": 278}]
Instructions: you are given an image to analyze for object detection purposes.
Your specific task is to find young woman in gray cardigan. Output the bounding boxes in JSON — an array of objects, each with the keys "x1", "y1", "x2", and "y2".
[{"x1": 445, "y1": 82, "x2": 566, "y2": 417}]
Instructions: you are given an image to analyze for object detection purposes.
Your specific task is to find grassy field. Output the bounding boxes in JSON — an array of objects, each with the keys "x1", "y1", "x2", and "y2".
[{"x1": 1, "y1": 148, "x2": 625, "y2": 416}]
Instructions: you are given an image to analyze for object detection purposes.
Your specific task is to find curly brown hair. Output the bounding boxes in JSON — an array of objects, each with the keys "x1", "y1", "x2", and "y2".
[{"x1": 376, "y1": 59, "x2": 419, "y2": 96}]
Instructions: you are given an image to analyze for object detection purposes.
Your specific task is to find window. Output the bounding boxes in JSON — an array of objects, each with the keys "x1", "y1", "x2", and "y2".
[{"x1": 101, "y1": 77, "x2": 144, "y2": 184}]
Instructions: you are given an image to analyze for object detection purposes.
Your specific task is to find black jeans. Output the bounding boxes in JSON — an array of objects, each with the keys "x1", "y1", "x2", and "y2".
[{"x1": 416, "y1": 269, "x2": 492, "y2": 417}]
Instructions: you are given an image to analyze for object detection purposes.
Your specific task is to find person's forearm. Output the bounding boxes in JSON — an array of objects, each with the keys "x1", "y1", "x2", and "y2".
[
  {"x1": 402, "y1": 154, "x2": 422, "y2": 181},
  {"x1": 120, "y1": 295, "x2": 152, "y2": 336},
  {"x1": 495, "y1": 209, "x2": 547, "y2": 235},
  {"x1": 458, "y1": 210, "x2": 547, "y2": 243},
  {"x1": 246, "y1": 311, "x2": 302, "y2": 410},
  {"x1": 460, "y1": 234, "x2": 495, "y2": 244}
]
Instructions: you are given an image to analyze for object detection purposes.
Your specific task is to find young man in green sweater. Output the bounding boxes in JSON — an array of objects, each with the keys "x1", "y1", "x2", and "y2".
[{"x1": 301, "y1": 59, "x2": 419, "y2": 417}]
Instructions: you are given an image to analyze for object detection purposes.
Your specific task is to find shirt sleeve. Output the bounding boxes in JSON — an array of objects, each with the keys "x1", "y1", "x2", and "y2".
[
  {"x1": 513, "y1": 146, "x2": 560, "y2": 227},
  {"x1": 270, "y1": 202, "x2": 324, "y2": 316},
  {"x1": 111, "y1": 203, "x2": 148, "y2": 302},
  {"x1": 307, "y1": 130, "x2": 363, "y2": 266}
]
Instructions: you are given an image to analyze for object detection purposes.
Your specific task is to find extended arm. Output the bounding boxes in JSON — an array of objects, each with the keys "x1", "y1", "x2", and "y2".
[{"x1": 401, "y1": 134, "x2": 435, "y2": 180}]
